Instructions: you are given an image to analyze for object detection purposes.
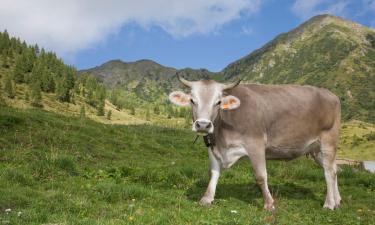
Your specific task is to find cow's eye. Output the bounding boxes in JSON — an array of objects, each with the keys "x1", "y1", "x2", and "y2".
[
  {"x1": 190, "y1": 99, "x2": 196, "y2": 105},
  {"x1": 216, "y1": 100, "x2": 221, "y2": 106}
]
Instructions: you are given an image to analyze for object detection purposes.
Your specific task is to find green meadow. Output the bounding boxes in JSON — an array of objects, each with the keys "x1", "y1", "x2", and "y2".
[{"x1": 1, "y1": 106, "x2": 374, "y2": 225}]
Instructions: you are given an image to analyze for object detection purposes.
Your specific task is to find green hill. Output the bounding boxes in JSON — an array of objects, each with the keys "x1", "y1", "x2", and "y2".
[
  {"x1": 1, "y1": 106, "x2": 374, "y2": 224},
  {"x1": 80, "y1": 59, "x2": 213, "y2": 103},
  {"x1": 221, "y1": 14, "x2": 375, "y2": 122}
]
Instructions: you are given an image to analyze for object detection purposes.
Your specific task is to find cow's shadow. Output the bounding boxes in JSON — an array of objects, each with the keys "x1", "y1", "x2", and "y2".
[{"x1": 185, "y1": 179, "x2": 319, "y2": 205}]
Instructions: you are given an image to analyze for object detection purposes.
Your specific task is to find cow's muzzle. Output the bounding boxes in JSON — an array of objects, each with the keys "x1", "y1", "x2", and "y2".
[{"x1": 193, "y1": 119, "x2": 214, "y2": 134}]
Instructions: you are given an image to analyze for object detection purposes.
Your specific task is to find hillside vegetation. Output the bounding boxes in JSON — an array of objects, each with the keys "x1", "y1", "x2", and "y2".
[
  {"x1": 0, "y1": 30, "x2": 107, "y2": 117},
  {"x1": 80, "y1": 60, "x2": 213, "y2": 123},
  {"x1": 0, "y1": 31, "x2": 190, "y2": 127},
  {"x1": 1, "y1": 106, "x2": 375, "y2": 225},
  {"x1": 222, "y1": 15, "x2": 375, "y2": 123}
]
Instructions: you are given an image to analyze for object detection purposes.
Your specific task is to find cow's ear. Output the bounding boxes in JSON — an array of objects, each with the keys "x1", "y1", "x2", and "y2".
[
  {"x1": 169, "y1": 91, "x2": 190, "y2": 106},
  {"x1": 220, "y1": 95, "x2": 240, "y2": 110}
]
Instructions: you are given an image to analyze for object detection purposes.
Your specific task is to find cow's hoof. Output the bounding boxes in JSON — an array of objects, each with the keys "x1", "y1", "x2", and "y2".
[
  {"x1": 199, "y1": 197, "x2": 213, "y2": 206},
  {"x1": 335, "y1": 197, "x2": 341, "y2": 208},
  {"x1": 264, "y1": 203, "x2": 276, "y2": 211},
  {"x1": 323, "y1": 202, "x2": 335, "y2": 210}
]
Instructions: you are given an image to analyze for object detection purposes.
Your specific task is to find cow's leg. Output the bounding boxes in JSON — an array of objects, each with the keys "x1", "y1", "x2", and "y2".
[
  {"x1": 247, "y1": 141, "x2": 274, "y2": 211},
  {"x1": 199, "y1": 147, "x2": 221, "y2": 206},
  {"x1": 320, "y1": 127, "x2": 341, "y2": 210}
]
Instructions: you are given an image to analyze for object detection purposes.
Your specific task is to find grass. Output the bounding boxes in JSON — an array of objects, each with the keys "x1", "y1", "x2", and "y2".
[
  {"x1": 338, "y1": 120, "x2": 375, "y2": 160},
  {"x1": 0, "y1": 106, "x2": 375, "y2": 225}
]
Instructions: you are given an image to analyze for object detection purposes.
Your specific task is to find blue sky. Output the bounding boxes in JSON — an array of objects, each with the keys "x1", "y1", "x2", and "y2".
[{"x1": 1, "y1": 0, "x2": 375, "y2": 72}]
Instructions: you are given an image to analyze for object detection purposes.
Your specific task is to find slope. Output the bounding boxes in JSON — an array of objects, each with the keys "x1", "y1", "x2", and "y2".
[{"x1": 222, "y1": 14, "x2": 375, "y2": 122}]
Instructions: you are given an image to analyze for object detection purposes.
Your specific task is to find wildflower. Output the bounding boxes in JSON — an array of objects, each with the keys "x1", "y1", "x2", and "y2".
[
  {"x1": 5, "y1": 209, "x2": 11, "y2": 213},
  {"x1": 17, "y1": 211, "x2": 22, "y2": 217},
  {"x1": 129, "y1": 216, "x2": 134, "y2": 221},
  {"x1": 132, "y1": 198, "x2": 136, "y2": 202},
  {"x1": 230, "y1": 210, "x2": 238, "y2": 214}
]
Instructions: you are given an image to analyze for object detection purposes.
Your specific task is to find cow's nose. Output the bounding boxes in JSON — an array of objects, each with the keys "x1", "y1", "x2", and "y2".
[{"x1": 194, "y1": 120, "x2": 213, "y2": 132}]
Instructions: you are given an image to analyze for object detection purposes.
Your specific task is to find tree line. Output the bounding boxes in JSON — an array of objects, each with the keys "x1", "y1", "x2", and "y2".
[{"x1": 0, "y1": 30, "x2": 106, "y2": 115}]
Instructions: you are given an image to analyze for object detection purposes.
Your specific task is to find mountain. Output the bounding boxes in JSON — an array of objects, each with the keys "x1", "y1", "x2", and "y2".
[
  {"x1": 222, "y1": 14, "x2": 375, "y2": 122},
  {"x1": 82, "y1": 14, "x2": 374, "y2": 123},
  {"x1": 80, "y1": 59, "x2": 214, "y2": 102}
]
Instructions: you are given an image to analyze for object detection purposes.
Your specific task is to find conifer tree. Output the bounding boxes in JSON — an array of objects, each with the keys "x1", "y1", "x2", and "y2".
[
  {"x1": 30, "y1": 80, "x2": 42, "y2": 107},
  {"x1": 13, "y1": 48, "x2": 36, "y2": 83},
  {"x1": 106, "y1": 110, "x2": 112, "y2": 120},
  {"x1": 0, "y1": 30, "x2": 10, "y2": 54},
  {"x1": 4, "y1": 75, "x2": 15, "y2": 99},
  {"x1": 96, "y1": 101, "x2": 105, "y2": 116}
]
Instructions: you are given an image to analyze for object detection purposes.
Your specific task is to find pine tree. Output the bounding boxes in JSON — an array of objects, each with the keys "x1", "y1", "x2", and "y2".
[
  {"x1": 96, "y1": 101, "x2": 105, "y2": 116},
  {"x1": 4, "y1": 75, "x2": 15, "y2": 98},
  {"x1": 56, "y1": 67, "x2": 75, "y2": 102},
  {"x1": 30, "y1": 81, "x2": 42, "y2": 107},
  {"x1": 32, "y1": 59, "x2": 54, "y2": 92},
  {"x1": 13, "y1": 48, "x2": 36, "y2": 83},
  {"x1": 80, "y1": 105, "x2": 86, "y2": 118},
  {"x1": 0, "y1": 30, "x2": 10, "y2": 55},
  {"x1": 106, "y1": 110, "x2": 112, "y2": 120}
]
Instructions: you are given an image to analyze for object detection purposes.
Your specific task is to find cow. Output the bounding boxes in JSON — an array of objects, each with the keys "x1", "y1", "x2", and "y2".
[{"x1": 169, "y1": 75, "x2": 341, "y2": 210}]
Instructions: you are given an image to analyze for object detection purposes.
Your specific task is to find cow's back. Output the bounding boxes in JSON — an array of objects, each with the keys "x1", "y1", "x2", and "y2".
[{"x1": 223, "y1": 84, "x2": 340, "y2": 159}]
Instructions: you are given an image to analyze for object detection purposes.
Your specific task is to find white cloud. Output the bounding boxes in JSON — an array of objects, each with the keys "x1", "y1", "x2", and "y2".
[
  {"x1": 291, "y1": 0, "x2": 349, "y2": 19},
  {"x1": 0, "y1": 0, "x2": 261, "y2": 55}
]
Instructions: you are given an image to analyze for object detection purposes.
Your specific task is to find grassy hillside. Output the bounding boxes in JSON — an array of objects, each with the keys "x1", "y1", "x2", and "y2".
[
  {"x1": 0, "y1": 80, "x2": 187, "y2": 127},
  {"x1": 0, "y1": 55, "x2": 186, "y2": 127},
  {"x1": 222, "y1": 15, "x2": 375, "y2": 123},
  {"x1": 1, "y1": 106, "x2": 375, "y2": 225},
  {"x1": 339, "y1": 120, "x2": 375, "y2": 160}
]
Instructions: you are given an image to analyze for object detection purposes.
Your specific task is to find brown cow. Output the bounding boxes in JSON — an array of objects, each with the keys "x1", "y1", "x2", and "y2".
[{"x1": 169, "y1": 76, "x2": 341, "y2": 210}]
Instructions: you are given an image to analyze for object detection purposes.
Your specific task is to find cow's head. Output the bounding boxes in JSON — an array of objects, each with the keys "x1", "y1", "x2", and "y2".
[{"x1": 169, "y1": 74, "x2": 241, "y2": 135}]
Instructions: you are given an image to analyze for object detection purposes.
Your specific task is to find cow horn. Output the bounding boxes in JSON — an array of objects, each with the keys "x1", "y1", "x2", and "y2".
[
  {"x1": 222, "y1": 79, "x2": 242, "y2": 90},
  {"x1": 176, "y1": 73, "x2": 193, "y2": 88}
]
